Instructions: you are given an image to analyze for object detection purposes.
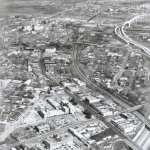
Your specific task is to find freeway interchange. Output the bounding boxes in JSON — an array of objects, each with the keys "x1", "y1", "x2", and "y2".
[
  {"x1": 71, "y1": 15, "x2": 150, "y2": 150},
  {"x1": 115, "y1": 14, "x2": 150, "y2": 56},
  {"x1": 72, "y1": 44, "x2": 144, "y2": 150},
  {"x1": 1, "y1": 14, "x2": 150, "y2": 150}
]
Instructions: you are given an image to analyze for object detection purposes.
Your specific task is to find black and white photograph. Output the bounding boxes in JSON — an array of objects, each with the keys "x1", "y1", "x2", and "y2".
[{"x1": 0, "y1": 0, "x2": 150, "y2": 150}]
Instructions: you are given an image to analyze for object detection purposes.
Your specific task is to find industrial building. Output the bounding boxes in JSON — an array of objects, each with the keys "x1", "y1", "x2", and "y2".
[
  {"x1": 34, "y1": 124, "x2": 50, "y2": 133},
  {"x1": 84, "y1": 96, "x2": 100, "y2": 104}
]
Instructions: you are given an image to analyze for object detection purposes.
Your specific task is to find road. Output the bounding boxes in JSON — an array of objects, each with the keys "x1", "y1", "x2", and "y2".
[
  {"x1": 0, "y1": 7, "x2": 77, "y2": 143},
  {"x1": 4, "y1": 14, "x2": 149, "y2": 150},
  {"x1": 108, "y1": 103, "x2": 150, "y2": 119},
  {"x1": 39, "y1": 51, "x2": 60, "y2": 86},
  {"x1": 115, "y1": 15, "x2": 150, "y2": 56},
  {"x1": 112, "y1": 49, "x2": 131, "y2": 85},
  {"x1": 0, "y1": 119, "x2": 96, "y2": 150},
  {"x1": 71, "y1": 41, "x2": 129, "y2": 49},
  {"x1": 39, "y1": 13, "x2": 150, "y2": 150},
  {"x1": 71, "y1": 44, "x2": 143, "y2": 150},
  {"x1": 73, "y1": 42, "x2": 150, "y2": 127},
  {"x1": 69, "y1": 14, "x2": 150, "y2": 150},
  {"x1": 0, "y1": 90, "x2": 40, "y2": 142}
]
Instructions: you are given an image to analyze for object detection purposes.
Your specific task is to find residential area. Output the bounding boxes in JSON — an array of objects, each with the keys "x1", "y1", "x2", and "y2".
[{"x1": 0, "y1": 0, "x2": 150, "y2": 150}]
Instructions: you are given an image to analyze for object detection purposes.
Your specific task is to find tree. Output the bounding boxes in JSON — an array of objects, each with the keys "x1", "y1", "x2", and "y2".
[
  {"x1": 86, "y1": 113, "x2": 92, "y2": 119},
  {"x1": 70, "y1": 99, "x2": 77, "y2": 105}
]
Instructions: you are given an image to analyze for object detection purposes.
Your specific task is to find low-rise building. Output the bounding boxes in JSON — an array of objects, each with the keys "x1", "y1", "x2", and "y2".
[
  {"x1": 10, "y1": 148, "x2": 17, "y2": 150},
  {"x1": 46, "y1": 99, "x2": 61, "y2": 110},
  {"x1": 72, "y1": 78, "x2": 86, "y2": 86},
  {"x1": 34, "y1": 124, "x2": 50, "y2": 133},
  {"x1": 111, "y1": 118, "x2": 134, "y2": 133},
  {"x1": 61, "y1": 100, "x2": 76, "y2": 114},
  {"x1": 99, "y1": 108, "x2": 113, "y2": 116},
  {"x1": 43, "y1": 135, "x2": 73, "y2": 150},
  {"x1": 84, "y1": 96, "x2": 100, "y2": 104},
  {"x1": 43, "y1": 47, "x2": 56, "y2": 57},
  {"x1": 69, "y1": 128, "x2": 85, "y2": 140},
  {"x1": 117, "y1": 124, "x2": 134, "y2": 133},
  {"x1": 90, "y1": 128, "x2": 116, "y2": 143},
  {"x1": 65, "y1": 85, "x2": 80, "y2": 93}
]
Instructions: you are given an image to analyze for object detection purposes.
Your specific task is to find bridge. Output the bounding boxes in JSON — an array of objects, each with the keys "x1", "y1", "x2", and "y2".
[
  {"x1": 125, "y1": 15, "x2": 145, "y2": 27},
  {"x1": 105, "y1": 103, "x2": 150, "y2": 121}
]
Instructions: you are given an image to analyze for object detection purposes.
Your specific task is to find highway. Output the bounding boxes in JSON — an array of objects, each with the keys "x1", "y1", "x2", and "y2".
[
  {"x1": 70, "y1": 14, "x2": 150, "y2": 150},
  {"x1": 73, "y1": 42, "x2": 150, "y2": 127},
  {"x1": 38, "y1": 13, "x2": 150, "y2": 150},
  {"x1": 70, "y1": 15, "x2": 150, "y2": 150},
  {"x1": 113, "y1": 15, "x2": 150, "y2": 128},
  {"x1": 4, "y1": 14, "x2": 149, "y2": 150},
  {"x1": 0, "y1": 119, "x2": 96, "y2": 150},
  {"x1": 39, "y1": 43, "x2": 142, "y2": 149},
  {"x1": 115, "y1": 15, "x2": 150, "y2": 56},
  {"x1": 71, "y1": 44, "x2": 143, "y2": 150}
]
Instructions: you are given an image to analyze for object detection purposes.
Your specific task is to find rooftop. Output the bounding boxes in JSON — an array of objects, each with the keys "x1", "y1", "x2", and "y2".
[{"x1": 90, "y1": 128, "x2": 116, "y2": 141}]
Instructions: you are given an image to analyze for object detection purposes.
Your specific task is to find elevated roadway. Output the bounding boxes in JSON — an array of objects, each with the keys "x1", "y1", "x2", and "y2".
[
  {"x1": 68, "y1": 14, "x2": 150, "y2": 150},
  {"x1": 107, "y1": 102, "x2": 150, "y2": 119},
  {"x1": 115, "y1": 15, "x2": 150, "y2": 56},
  {"x1": 72, "y1": 43, "x2": 150, "y2": 129},
  {"x1": 65, "y1": 88, "x2": 142, "y2": 150},
  {"x1": 72, "y1": 44, "x2": 144, "y2": 150}
]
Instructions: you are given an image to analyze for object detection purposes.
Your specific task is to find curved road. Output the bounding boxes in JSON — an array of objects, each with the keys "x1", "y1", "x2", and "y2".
[
  {"x1": 72, "y1": 15, "x2": 150, "y2": 150},
  {"x1": 72, "y1": 44, "x2": 143, "y2": 150},
  {"x1": 115, "y1": 15, "x2": 150, "y2": 56}
]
